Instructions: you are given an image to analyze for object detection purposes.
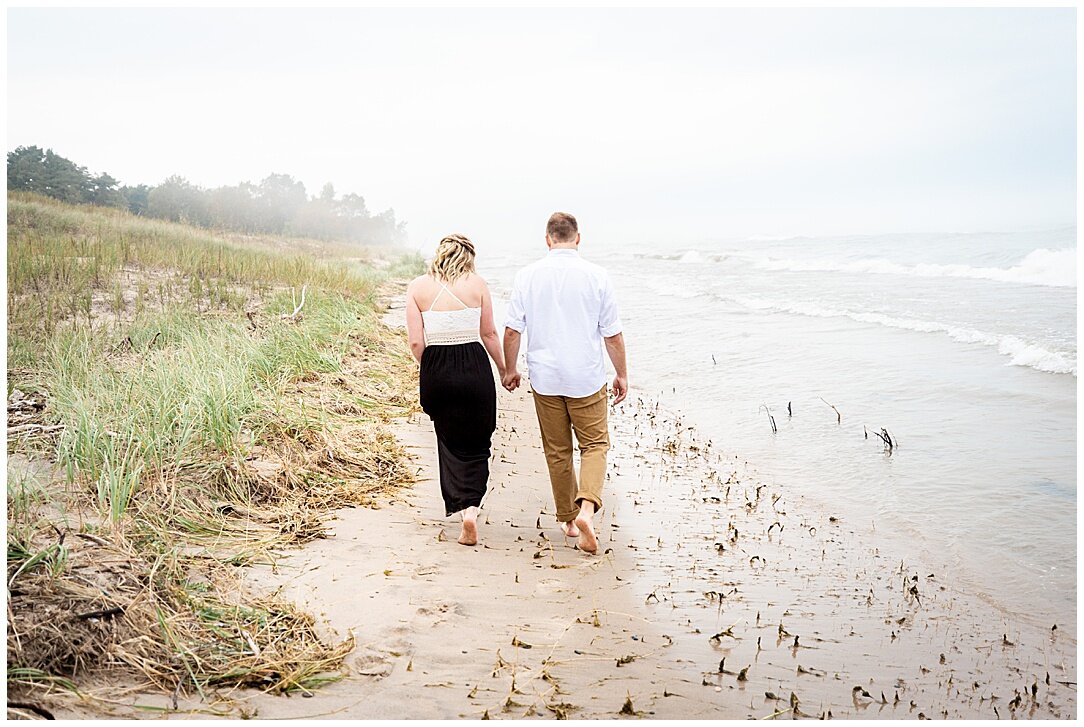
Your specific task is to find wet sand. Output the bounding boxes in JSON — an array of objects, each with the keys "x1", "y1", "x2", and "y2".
[
  {"x1": 103, "y1": 380, "x2": 1069, "y2": 720},
  {"x1": 601, "y1": 397, "x2": 1076, "y2": 719}
]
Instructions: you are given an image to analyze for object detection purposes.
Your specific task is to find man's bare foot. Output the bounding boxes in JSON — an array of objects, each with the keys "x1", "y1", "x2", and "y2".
[
  {"x1": 561, "y1": 521, "x2": 581, "y2": 538},
  {"x1": 573, "y1": 512, "x2": 597, "y2": 554},
  {"x1": 458, "y1": 507, "x2": 479, "y2": 546}
]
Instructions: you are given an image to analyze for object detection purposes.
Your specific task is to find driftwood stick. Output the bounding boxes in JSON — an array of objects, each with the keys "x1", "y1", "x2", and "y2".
[
  {"x1": 75, "y1": 606, "x2": 125, "y2": 621},
  {"x1": 818, "y1": 397, "x2": 841, "y2": 424},
  {"x1": 7, "y1": 424, "x2": 65, "y2": 435},
  {"x1": 75, "y1": 532, "x2": 112, "y2": 547},
  {"x1": 7, "y1": 701, "x2": 55, "y2": 720},
  {"x1": 291, "y1": 285, "x2": 307, "y2": 317},
  {"x1": 759, "y1": 405, "x2": 777, "y2": 434},
  {"x1": 871, "y1": 427, "x2": 895, "y2": 453}
]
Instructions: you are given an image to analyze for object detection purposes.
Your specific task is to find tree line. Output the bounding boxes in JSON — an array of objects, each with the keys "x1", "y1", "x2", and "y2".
[{"x1": 7, "y1": 145, "x2": 407, "y2": 246}]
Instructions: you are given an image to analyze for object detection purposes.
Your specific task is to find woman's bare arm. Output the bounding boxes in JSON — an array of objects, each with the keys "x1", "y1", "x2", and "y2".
[
  {"x1": 478, "y1": 279, "x2": 506, "y2": 376},
  {"x1": 405, "y1": 279, "x2": 426, "y2": 363}
]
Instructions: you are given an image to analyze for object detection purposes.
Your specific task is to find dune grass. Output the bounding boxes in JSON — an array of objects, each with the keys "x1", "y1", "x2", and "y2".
[{"x1": 6, "y1": 193, "x2": 424, "y2": 712}]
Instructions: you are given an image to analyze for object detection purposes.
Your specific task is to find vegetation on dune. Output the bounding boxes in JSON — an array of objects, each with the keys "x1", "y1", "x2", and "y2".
[
  {"x1": 6, "y1": 193, "x2": 424, "y2": 714},
  {"x1": 7, "y1": 193, "x2": 386, "y2": 365}
]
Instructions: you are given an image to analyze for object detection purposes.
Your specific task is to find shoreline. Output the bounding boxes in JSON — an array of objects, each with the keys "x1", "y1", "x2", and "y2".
[
  {"x1": 627, "y1": 387, "x2": 1075, "y2": 640},
  {"x1": 602, "y1": 393, "x2": 1076, "y2": 719},
  {"x1": 240, "y1": 378, "x2": 1075, "y2": 719},
  {"x1": 44, "y1": 291, "x2": 1076, "y2": 719},
  {"x1": 77, "y1": 374, "x2": 1073, "y2": 719},
  {"x1": 618, "y1": 377, "x2": 1077, "y2": 639},
  {"x1": 480, "y1": 242, "x2": 1076, "y2": 636}
]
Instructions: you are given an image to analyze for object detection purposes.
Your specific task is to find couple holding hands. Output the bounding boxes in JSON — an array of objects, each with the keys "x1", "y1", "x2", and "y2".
[{"x1": 405, "y1": 212, "x2": 628, "y2": 552}]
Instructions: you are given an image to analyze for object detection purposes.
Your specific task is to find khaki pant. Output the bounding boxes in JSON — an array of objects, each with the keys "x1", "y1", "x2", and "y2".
[{"x1": 532, "y1": 386, "x2": 609, "y2": 522}]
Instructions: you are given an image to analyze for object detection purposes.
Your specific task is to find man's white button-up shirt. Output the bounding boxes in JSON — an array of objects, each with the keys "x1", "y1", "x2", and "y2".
[{"x1": 504, "y1": 249, "x2": 623, "y2": 398}]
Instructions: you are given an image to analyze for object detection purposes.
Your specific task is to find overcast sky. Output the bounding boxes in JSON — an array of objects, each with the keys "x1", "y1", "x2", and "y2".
[{"x1": 7, "y1": 7, "x2": 1076, "y2": 250}]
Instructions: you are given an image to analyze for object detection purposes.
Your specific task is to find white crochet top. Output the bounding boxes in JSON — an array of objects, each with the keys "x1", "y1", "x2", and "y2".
[{"x1": 422, "y1": 283, "x2": 482, "y2": 346}]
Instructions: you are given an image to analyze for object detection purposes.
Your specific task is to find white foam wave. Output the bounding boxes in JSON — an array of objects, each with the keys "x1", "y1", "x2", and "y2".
[
  {"x1": 645, "y1": 279, "x2": 706, "y2": 299},
  {"x1": 634, "y1": 252, "x2": 682, "y2": 261},
  {"x1": 727, "y1": 296, "x2": 1077, "y2": 376},
  {"x1": 753, "y1": 248, "x2": 1076, "y2": 288},
  {"x1": 744, "y1": 234, "x2": 795, "y2": 242},
  {"x1": 633, "y1": 249, "x2": 731, "y2": 264}
]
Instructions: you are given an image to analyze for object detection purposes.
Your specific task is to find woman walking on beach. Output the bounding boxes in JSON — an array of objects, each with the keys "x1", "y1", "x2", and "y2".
[{"x1": 405, "y1": 234, "x2": 505, "y2": 545}]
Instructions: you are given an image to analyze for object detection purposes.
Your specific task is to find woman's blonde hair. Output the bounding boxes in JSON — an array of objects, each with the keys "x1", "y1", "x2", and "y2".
[{"x1": 428, "y1": 234, "x2": 476, "y2": 282}]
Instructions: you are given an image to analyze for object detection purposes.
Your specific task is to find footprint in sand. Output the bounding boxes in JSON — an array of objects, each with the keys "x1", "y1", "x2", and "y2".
[
  {"x1": 535, "y1": 578, "x2": 570, "y2": 595},
  {"x1": 353, "y1": 649, "x2": 394, "y2": 679},
  {"x1": 412, "y1": 565, "x2": 441, "y2": 579},
  {"x1": 415, "y1": 600, "x2": 465, "y2": 625}
]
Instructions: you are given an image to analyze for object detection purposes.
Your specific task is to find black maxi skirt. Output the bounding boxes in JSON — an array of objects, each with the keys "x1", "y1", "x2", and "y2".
[{"x1": 419, "y1": 342, "x2": 496, "y2": 516}]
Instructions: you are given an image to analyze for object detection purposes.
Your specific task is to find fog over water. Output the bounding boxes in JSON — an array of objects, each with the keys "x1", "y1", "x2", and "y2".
[{"x1": 7, "y1": 8, "x2": 1076, "y2": 248}]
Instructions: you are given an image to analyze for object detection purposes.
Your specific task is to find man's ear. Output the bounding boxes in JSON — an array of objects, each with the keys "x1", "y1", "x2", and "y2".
[
  {"x1": 545, "y1": 234, "x2": 553, "y2": 249},
  {"x1": 575, "y1": 233, "x2": 581, "y2": 246}
]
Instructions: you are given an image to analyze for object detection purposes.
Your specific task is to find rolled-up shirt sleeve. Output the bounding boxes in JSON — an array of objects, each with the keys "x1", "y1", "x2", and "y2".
[
  {"x1": 505, "y1": 271, "x2": 527, "y2": 333},
  {"x1": 598, "y1": 272, "x2": 622, "y2": 337}
]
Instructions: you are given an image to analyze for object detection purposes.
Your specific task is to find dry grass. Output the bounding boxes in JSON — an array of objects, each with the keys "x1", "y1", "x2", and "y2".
[
  {"x1": 8, "y1": 532, "x2": 357, "y2": 695},
  {"x1": 6, "y1": 193, "x2": 424, "y2": 715}
]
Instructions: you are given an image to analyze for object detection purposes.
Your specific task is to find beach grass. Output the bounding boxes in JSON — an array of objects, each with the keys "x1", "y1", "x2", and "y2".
[{"x1": 6, "y1": 192, "x2": 423, "y2": 711}]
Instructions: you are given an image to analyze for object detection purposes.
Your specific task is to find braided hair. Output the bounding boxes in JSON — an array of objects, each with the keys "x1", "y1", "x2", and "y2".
[{"x1": 428, "y1": 233, "x2": 476, "y2": 283}]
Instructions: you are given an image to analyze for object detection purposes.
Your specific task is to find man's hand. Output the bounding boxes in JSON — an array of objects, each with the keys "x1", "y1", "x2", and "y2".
[
  {"x1": 502, "y1": 369, "x2": 522, "y2": 392},
  {"x1": 502, "y1": 329, "x2": 523, "y2": 392},
  {"x1": 603, "y1": 333, "x2": 628, "y2": 406},
  {"x1": 610, "y1": 375, "x2": 628, "y2": 405}
]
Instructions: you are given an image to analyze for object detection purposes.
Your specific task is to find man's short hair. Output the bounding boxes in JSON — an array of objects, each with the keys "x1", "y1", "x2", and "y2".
[{"x1": 546, "y1": 212, "x2": 578, "y2": 243}]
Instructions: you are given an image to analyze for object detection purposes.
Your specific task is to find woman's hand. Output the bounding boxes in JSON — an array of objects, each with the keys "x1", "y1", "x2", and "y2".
[{"x1": 502, "y1": 368, "x2": 522, "y2": 392}]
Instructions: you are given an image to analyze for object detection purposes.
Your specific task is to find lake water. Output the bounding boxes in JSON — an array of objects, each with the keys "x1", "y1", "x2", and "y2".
[{"x1": 476, "y1": 227, "x2": 1076, "y2": 632}]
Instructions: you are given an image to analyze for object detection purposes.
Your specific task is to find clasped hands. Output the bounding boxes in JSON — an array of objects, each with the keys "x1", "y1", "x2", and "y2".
[
  {"x1": 501, "y1": 369, "x2": 522, "y2": 392},
  {"x1": 501, "y1": 368, "x2": 628, "y2": 405}
]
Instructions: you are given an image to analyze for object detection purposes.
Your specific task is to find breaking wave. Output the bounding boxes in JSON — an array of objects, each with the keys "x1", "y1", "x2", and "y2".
[
  {"x1": 753, "y1": 248, "x2": 1076, "y2": 288},
  {"x1": 725, "y1": 296, "x2": 1077, "y2": 376}
]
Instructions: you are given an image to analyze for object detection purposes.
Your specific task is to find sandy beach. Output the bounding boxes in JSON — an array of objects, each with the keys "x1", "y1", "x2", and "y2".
[
  {"x1": 229, "y1": 386, "x2": 721, "y2": 719},
  {"x1": 74, "y1": 362, "x2": 1073, "y2": 720}
]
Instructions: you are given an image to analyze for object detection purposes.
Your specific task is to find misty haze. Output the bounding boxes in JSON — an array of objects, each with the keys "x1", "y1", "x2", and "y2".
[{"x1": 6, "y1": 7, "x2": 1076, "y2": 721}]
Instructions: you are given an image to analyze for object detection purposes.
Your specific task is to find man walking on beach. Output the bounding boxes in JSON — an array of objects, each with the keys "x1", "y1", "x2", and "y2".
[{"x1": 501, "y1": 212, "x2": 628, "y2": 554}]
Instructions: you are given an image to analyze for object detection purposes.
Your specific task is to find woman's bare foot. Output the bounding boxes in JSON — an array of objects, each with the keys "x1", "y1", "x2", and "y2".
[
  {"x1": 458, "y1": 507, "x2": 479, "y2": 546},
  {"x1": 573, "y1": 503, "x2": 597, "y2": 554},
  {"x1": 561, "y1": 521, "x2": 581, "y2": 538}
]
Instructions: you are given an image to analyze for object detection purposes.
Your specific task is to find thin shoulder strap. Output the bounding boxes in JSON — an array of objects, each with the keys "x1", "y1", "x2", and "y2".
[
  {"x1": 441, "y1": 283, "x2": 470, "y2": 309},
  {"x1": 427, "y1": 278, "x2": 470, "y2": 311},
  {"x1": 427, "y1": 284, "x2": 446, "y2": 312},
  {"x1": 427, "y1": 281, "x2": 470, "y2": 311}
]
